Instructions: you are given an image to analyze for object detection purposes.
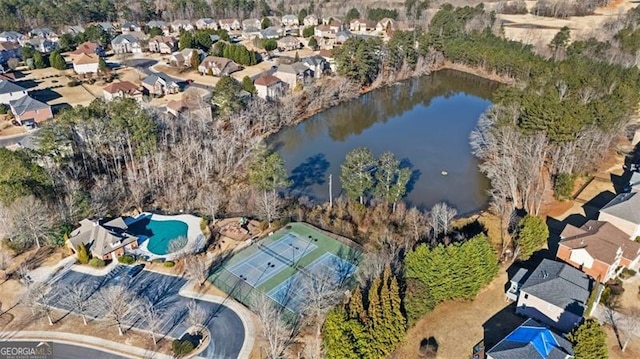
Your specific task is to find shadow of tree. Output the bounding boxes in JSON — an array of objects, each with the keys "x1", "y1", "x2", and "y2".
[{"x1": 288, "y1": 153, "x2": 329, "y2": 194}]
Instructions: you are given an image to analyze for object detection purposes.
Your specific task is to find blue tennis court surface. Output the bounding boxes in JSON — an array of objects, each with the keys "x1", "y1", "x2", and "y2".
[
  {"x1": 228, "y1": 233, "x2": 317, "y2": 287},
  {"x1": 267, "y1": 253, "x2": 357, "y2": 312}
]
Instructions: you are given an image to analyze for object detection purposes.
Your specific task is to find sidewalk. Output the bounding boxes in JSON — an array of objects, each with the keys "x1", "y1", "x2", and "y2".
[{"x1": 0, "y1": 331, "x2": 173, "y2": 359}]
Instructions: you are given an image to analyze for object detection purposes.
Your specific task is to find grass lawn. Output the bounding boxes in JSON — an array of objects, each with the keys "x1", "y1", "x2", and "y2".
[{"x1": 393, "y1": 270, "x2": 525, "y2": 359}]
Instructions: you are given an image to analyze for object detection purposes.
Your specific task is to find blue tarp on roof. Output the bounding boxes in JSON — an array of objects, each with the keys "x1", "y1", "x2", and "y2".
[{"x1": 506, "y1": 326, "x2": 560, "y2": 358}]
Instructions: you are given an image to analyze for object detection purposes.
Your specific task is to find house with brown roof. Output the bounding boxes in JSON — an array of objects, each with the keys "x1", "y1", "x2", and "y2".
[
  {"x1": 349, "y1": 19, "x2": 376, "y2": 33},
  {"x1": 219, "y1": 18, "x2": 241, "y2": 31},
  {"x1": 198, "y1": 56, "x2": 240, "y2": 76},
  {"x1": 72, "y1": 53, "x2": 99, "y2": 74},
  {"x1": 165, "y1": 97, "x2": 212, "y2": 119},
  {"x1": 70, "y1": 41, "x2": 105, "y2": 57},
  {"x1": 314, "y1": 25, "x2": 334, "y2": 38},
  {"x1": 148, "y1": 36, "x2": 177, "y2": 54},
  {"x1": 169, "y1": 48, "x2": 204, "y2": 68},
  {"x1": 277, "y1": 36, "x2": 300, "y2": 51},
  {"x1": 557, "y1": 220, "x2": 640, "y2": 282},
  {"x1": 67, "y1": 218, "x2": 139, "y2": 261},
  {"x1": 255, "y1": 74, "x2": 285, "y2": 100},
  {"x1": 376, "y1": 18, "x2": 397, "y2": 33},
  {"x1": 103, "y1": 81, "x2": 143, "y2": 102}
]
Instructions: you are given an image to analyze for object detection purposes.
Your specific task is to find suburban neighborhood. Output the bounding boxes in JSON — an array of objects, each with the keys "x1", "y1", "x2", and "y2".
[{"x1": 1, "y1": 1, "x2": 640, "y2": 359}]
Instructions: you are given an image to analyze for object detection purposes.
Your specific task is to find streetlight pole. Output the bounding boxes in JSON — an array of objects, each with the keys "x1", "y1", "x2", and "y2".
[{"x1": 328, "y1": 173, "x2": 333, "y2": 208}]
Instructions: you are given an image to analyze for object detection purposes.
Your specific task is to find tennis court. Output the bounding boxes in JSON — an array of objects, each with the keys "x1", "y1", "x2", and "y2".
[
  {"x1": 227, "y1": 233, "x2": 317, "y2": 287},
  {"x1": 209, "y1": 222, "x2": 362, "y2": 315},
  {"x1": 267, "y1": 253, "x2": 357, "y2": 312}
]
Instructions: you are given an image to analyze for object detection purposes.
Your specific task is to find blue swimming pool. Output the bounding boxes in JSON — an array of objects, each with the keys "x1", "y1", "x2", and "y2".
[{"x1": 127, "y1": 217, "x2": 188, "y2": 255}]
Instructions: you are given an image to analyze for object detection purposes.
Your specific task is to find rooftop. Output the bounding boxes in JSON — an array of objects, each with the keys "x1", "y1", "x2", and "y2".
[
  {"x1": 600, "y1": 192, "x2": 640, "y2": 224},
  {"x1": 255, "y1": 74, "x2": 282, "y2": 86},
  {"x1": 9, "y1": 95, "x2": 49, "y2": 115},
  {"x1": 103, "y1": 81, "x2": 141, "y2": 94},
  {"x1": 487, "y1": 318, "x2": 573, "y2": 359},
  {"x1": 560, "y1": 220, "x2": 640, "y2": 264},
  {"x1": 0, "y1": 79, "x2": 25, "y2": 95}
]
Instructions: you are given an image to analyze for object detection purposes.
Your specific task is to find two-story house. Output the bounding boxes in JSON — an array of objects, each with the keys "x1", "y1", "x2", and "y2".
[
  {"x1": 198, "y1": 56, "x2": 240, "y2": 76},
  {"x1": 103, "y1": 81, "x2": 143, "y2": 102},
  {"x1": 141, "y1": 73, "x2": 180, "y2": 96},
  {"x1": 303, "y1": 15, "x2": 319, "y2": 27},
  {"x1": 70, "y1": 41, "x2": 105, "y2": 57},
  {"x1": 282, "y1": 15, "x2": 299, "y2": 27},
  {"x1": 599, "y1": 192, "x2": 640, "y2": 239},
  {"x1": 275, "y1": 63, "x2": 313, "y2": 91},
  {"x1": 111, "y1": 34, "x2": 142, "y2": 54},
  {"x1": 254, "y1": 74, "x2": 285, "y2": 100},
  {"x1": 148, "y1": 36, "x2": 177, "y2": 54},
  {"x1": 0, "y1": 80, "x2": 27, "y2": 104},
  {"x1": 196, "y1": 18, "x2": 218, "y2": 30}
]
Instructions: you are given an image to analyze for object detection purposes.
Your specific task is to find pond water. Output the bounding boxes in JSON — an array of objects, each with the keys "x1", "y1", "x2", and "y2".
[{"x1": 269, "y1": 70, "x2": 500, "y2": 214}]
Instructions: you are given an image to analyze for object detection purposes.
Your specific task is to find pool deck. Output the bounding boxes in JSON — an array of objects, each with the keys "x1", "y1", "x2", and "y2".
[{"x1": 129, "y1": 212, "x2": 205, "y2": 261}]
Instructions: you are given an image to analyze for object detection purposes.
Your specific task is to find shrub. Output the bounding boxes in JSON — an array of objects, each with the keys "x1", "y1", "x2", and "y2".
[
  {"x1": 620, "y1": 268, "x2": 636, "y2": 279},
  {"x1": 172, "y1": 339, "x2": 195, "y2": 355},
  {"x1": 118, "y1": 255, "x2": 135, "y2": 264},
  {"x1": 0, "y1": 104, "x2": 8, "y2": 114},
  {"x1": 152, "y1": 258, "x2": 165, "y2": 263},
  {"x1": 76, "y1": 243, "x2": 90, "y2": 264},
  {"x1": 199, "y1": 218, "x2": 209, "y2": 231},
  {"x1": 67, "y1": 80, "x2": 81, "y2": 87},
  {"x1": 164, "y1": 261, "x2": 175, "y2": 267},
  {"x1": 89, "y1": 258, "x2": 105, "y2": 268}
]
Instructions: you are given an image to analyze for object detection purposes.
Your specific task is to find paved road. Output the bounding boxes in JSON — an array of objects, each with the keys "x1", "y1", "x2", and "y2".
[
  {"x1": 0, "y1": 132, "x2": 30, "y2": 147},
  {"x1": 52, "y1": 342, "x2": 130, "y2": 359},
  {"x1": 47, "y1": 266, "x2": 245, "y2": 359}
]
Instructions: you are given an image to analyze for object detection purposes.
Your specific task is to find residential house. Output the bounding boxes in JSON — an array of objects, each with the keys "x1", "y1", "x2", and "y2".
[
  {"x1": 557, "y1": 220, "x2": 640, "y2": 282},
  {"x1": 27, "y1": 38, "x2": 57, "y2": 53},
  {"x1": 516, "y1": 259, "x2": 593, "y2": 333},
  {"x1": 111, "y1": 34, "x2": 142, "y2": 54},
  {"x1": 349, "y1": 19, "x2": 376, "y2": 33},
  {"x1": 9, "y1": 95, "x2": 53, "y2": 125},
  {"x1": 303, "y1": 15, "x2": 319, "y2": 27},
  {"x1": 335, "y1": 30, "x2": 354, "y2": 44},
  {"x1": 171, "y1": 20, "x2": 194, "y2": 33},
  {"x1": 169, "y1": 48, "x2": 204, "y2": 67},
  {"x1": 301, "y1": 55, "x2": 328, "y2": 78},
  {"x1": 103, "y1": 81, "x2": 143, "y2": 102},
  {"x1": 146, "y1": 20, "x2": 169, "y2": 33},
  {"x1": 219, "y1": 18, "x2": 241, "y2": 31},
  {"x1": 267, "y1": 16, "x2": 282, "y2": 27},
  {"x1": 0, "y1": 73, "x2": 17, "y2": 82},
  {"x1": 29, "y1": 28, "x2": 58, "y2": 41},
  {"x1": 198, "y1": 56, "x2": 240, "y2": 76},
  {"x1": 599, "y1": 192, "x2": 640, "y2": 238},
  {"x1": 0, "y1": 80, "x2": 27, "y2": 104},
  {"x1": 0, "y1": 31, "x2": 25, "y2": 43},
  {"x1": 376, "y1": 18, "x2": 397, "y2": 33},
  {"x1": 141, "y1": 73, "x2": 180, "y2": 96},
  {"x1": 196, "y1": 18, "x2": 219, "y2": 30},
  {"x1": 128, "y1": 31, "x2": 148, "y2": 42},
  {"x1": 254, "y1": 74, "x2": 285, "y2": 100},
  {"x1": 98, "y1": 22, "x2": 116, "y2": 34},
  {"x1": 242, "y1": 18, "x2": 261, "y2": 30},
  {"x1": 148, "y1": 36, "x2": 177, "y2": 54},
  {"x1": 210, "y1": 35, "x2": 220, "y2": 44},
  {"x1": 329, "y1": 20, "x2": 342, "y2": 33},
  {"x1": 242, "y1": 27, "x2": 261, "y2": 39},
  {"x1": 628, "y1": 171, "x2": 640, "y2": 192},
  {"x1": 319, "y1": 49, "x2": 336, "y2": 72},
  {"x1": 282, "y1": 15, "x2": 299, "y2": 27},
  {"x1": 277, "y1": 36, "x2": 300, "y2": 51},
  {"x1": 505, "y1": 267, "x2": 530, "y2": 301},
  {"x1": 70, "y1": 41, "x2": 105, "y2": 57},
  {"x1": 121, "y1": 22, "x2": 142, "y2": 33},
  {"x1": 314, "y1": 25, "x2": 334, "y2": 38},
  {"x1": 275, "y1": 62, "x2": 313, "y2": 90},
  {"x1": 485, "y1": 318, "x2": 574, "y2": 359},
  {"x1": 72, "y1": 53, "x2": 99, "y2": 74},
  {"x1": 165, "y1": 97, "x2": 212, "y2": 119},
  {"x1": 0, "y1": 41, "x2": 21, "y2": 64},
  {"x1": 259, "y1": 27, "x2": 282, "y2": 39},
  {"x1": 67, "y1": 218, "x2": 139, "y2": 261},
  {"x1": 62, "y1": 25, "x2": 85, "y2": 36}
]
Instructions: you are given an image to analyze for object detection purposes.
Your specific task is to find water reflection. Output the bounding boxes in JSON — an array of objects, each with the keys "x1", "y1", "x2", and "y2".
[{"x1": 269, "y1": 70, "x2": 499, "y2": 214}]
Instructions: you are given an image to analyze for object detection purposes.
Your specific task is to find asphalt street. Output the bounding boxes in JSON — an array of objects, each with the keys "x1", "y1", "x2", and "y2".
[
  {"x1": 51, "y1": 342, "x2": 130, "y2": 359},
  {"x1": 47, "y1": 266, "x2": 245, "y2": 359}
]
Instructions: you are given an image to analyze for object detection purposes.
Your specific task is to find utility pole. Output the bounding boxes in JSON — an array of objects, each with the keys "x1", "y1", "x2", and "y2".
[{"x1": 328, "y1": 174, "x2": 333, "y2": 208}]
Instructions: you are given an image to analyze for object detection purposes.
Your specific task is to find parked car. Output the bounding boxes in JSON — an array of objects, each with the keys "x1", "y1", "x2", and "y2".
[{"x1": 126, "y1": 264, "x2": 145, "y2": 279}]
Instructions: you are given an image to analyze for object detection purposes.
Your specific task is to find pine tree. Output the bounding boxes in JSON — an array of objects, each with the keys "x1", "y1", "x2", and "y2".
[
  {"x1": 348, "y1": 286, "x2": 366, "y2": 322},
  {"x1": 323, "y1": 308, "x2": 361, "y2": 359},
  {"x1": 567, "y1": 319, "x2": 608, "y2": 359},
  {"x1": 367, "y1": 275, "x2": 383, "y2": 331},
  {"x1": 516, "y1": 215, "x2": 549, "y2": 260}
]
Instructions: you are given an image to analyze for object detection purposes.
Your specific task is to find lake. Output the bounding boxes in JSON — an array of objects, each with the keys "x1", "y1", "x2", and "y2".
[{"x1": 269, "y1": 70, "x2": 500, "y2": 214}]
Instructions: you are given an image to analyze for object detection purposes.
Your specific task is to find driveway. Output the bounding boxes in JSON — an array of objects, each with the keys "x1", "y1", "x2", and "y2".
[{"x1": 46, "y1": 266, "x2": 246, "y2": 358}]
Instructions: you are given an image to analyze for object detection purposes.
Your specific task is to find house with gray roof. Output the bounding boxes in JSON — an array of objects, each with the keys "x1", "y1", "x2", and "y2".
[
  {"x1": 111, "y1": 34, "x2": 142, "y2": 54},
  {"x1": 628, "y1": 171, "x2": 640, "y2": 193},
  {"x1": 98, "y1": 22, "x2": 116, "y2": 33},
  {"x1": 67, "y1": 218, "x2": 139, "y2": 261},
  {"x1": 196, "y1": 18, "x2": 218, "y2": 30},
  {"x1": 29, "y1": 28, "x2": 57, "y2": 40},
  {"x1": 486, "y1": 318, "x2": 573, "y2": 359},
  {"x1": 259, "y1": 27, "x2": 282, "y2": 39},
  {"x1": 599, "y1": 192, "x2": 640, "y2": 238},
  {"x1": 146, "y1": 20, "x2": 168, "y2": 33},
  {"x1": 301, "y1": 55, "x2": 329, "y2": 78},
  {"x1": 275, "y1": 62, "x2": 313, "y2": 91},
  {"x1": 336, "y1": 30, "x2": 354, "y2": 44},
  {"x1": 141, "y1": 73, "x2": 180, "y2": 96},
  {"x1": 0, "y1": 80, "x2": 27, "y2": 104},
  {"x1": 0, "y1": 31, "x2": 25, "y2": 43},
  {"x1": 121, "y1": 22, "x2": 142, "y2": 33},
  {"x1": 282, "y1": 14, "x2": 299, "y2": 27},
  {"x1": 63, "y1": 25, "x2": 85, "y2": 36},
  {"x1": 9, "y1": 95, "x2": 53, "y2": 125},
  {"x1": 516, "y1": 259, "x2": 593, "y2": 333}
]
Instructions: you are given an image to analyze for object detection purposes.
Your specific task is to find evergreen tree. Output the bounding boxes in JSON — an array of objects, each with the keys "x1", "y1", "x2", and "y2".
[
  {"x1": 567, "y1": 319, "x2": 608, "y2": 359},
  {"x1": 261, "y1": 17, "x2": 272, "y2": 29},
  {"x1": 516, "y1": 215, "x2": 549, "y2": 260},
  {"x1": 76, "y1": 243, "x2": 90, "y2": 264},
  {"x1": 308, "y1": 36, "x2": 318, "y2": 49},
  {"x1": 323, "y1": 308, "x2": 362, "y2": 359},
  {"x1": 179, "y1": 31, "x2": 194, "y2": 50},
  {"x1": 241, "y1": 76, "x2": 256, "y2": 94},
  {"x1": 49, "y1": 50, "x2": 66, "y2": 70},
  {"x1": 33, "y1": 52, "x2": 48, "y2": 69},
  {"x1": 298, "y1": 8, "x2": 308, "y2": 24},
  {"x1": 346, "y1": 8, "x2": 361, "y2": 22},
  {"x1": 348, "y1": 286, "x2": 366, "y2": 322},
  {"x1": 190, "y1": 50, "x2": 200, "y2": 70}
]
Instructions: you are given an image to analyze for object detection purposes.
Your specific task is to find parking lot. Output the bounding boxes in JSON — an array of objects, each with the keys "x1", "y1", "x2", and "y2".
[{"x1": 45, "y1": 265, "x2": 245, "y2": 358}]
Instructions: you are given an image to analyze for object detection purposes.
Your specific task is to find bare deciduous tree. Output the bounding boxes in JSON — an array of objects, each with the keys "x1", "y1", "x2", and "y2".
[
  {"x1": 430, "y1": 202, "x2": 457, "y2": 238},
  {"x1": 4, "y1": 196, "x2": 55, "y2": 249},
  {"x1": 140, "y1": 301, "x2": 164, "y2": 346},
  {"x1": 60, "y1": 283, "x2": 91, "y2": 325},
  {"x1": 619, "y1": 308, "x2": 640, "y2": 352},
  {"x1": 185, "y1": 300, "x2": 207, "y2": 332},
  {"x1": 183, "y1": 255, "x2": 208, "y2": 286},
  {"x1": 21, "y1": 282, "x2": 53, "y2": 325},
  {"x1": 253, "y1": 296, "x2": 298, "y2": 359},
  {"x1": 93, "y1": 285, "x2": 139, "y2": 335}
]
